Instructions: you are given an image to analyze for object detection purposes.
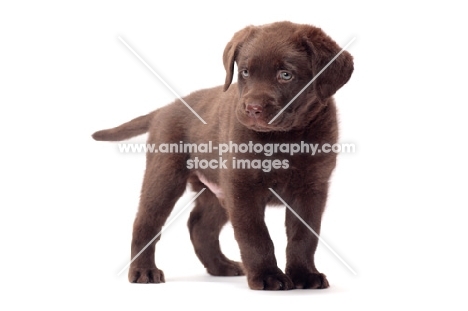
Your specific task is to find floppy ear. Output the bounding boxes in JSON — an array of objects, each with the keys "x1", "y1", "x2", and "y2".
[
  {"x1": 304, "y1": 28, "x2": 354, "y2": 102},
  {"x1": 222, "y1": 26, "x2": 256, "y2": 91}
]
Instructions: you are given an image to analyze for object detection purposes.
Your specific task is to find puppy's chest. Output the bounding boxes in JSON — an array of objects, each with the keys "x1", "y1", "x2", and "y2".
[
  {"x1": 239, "y1": 152, "x2": 319, "y2": 184},
  {"x1": 264, "y1": 158, "x2": 312, "y2": 186},
  {"x1": 194, "y1": 155, "x2": 310, "y2": 195}
]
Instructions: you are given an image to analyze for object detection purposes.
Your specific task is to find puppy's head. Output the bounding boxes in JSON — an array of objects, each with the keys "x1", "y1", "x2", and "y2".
[{"x1": 223, "y1": 21, "x2": 353, "y2": 132}]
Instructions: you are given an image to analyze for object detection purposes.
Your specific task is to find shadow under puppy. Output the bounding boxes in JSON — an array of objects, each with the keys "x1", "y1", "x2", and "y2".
[{"x1": 92, "y1": 21, "x2": 353, "y2": 290}]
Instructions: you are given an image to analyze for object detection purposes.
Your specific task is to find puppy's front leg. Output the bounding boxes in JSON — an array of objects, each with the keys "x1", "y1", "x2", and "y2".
[
  {"x1": 225, "y1": 184, "x2": 294, "y2": 290},
  {"x1": 285, "y1": 182, "x2": 330, "y2": 289}
]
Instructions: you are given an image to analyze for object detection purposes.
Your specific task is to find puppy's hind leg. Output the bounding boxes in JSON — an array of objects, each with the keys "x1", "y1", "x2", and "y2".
[
  {"x1": 129, "y1": 153, "x2": 189, "y2": 283},
  {"x1": 187, "y1": 178, "x2": 244, "y2": 276}
]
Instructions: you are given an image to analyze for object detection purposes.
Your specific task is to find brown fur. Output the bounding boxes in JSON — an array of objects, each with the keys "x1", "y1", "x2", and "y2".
[{"x1": 92, "y1": 21, "x2": 353, "y2": 290}]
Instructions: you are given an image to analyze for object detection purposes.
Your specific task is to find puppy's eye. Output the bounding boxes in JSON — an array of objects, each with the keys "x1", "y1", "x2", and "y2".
[
  {"x1": 241, "y1": 70, "x2": 249, "y2": 78},
  {"x1": 278, "y1": 71, "x2": 292, "y2": 81}
]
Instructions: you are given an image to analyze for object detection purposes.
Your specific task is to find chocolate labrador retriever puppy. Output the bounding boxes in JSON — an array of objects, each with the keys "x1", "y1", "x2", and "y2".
[{"x1": 93, "y1": 21, "x2": 353, "y2": 290}]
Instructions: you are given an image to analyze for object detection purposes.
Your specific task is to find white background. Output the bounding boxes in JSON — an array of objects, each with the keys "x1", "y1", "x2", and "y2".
[{"x1": 1, "y1": 1, "x2": 467, "y2": 310}]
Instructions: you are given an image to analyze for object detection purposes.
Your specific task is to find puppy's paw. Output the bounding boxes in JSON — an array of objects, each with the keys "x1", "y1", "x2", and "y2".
[
  {"x1": 248, "y1": 268, "x2": 294, "y2": 290},
  {"x1": 129, "y1": 267, "x2": 165, "y2": 284},
  {"x1": 207, "y1": 259, "x2": 245, "y2": 276},
  {"x1": 287, "y1": 270, "x2": 329, "y2": 289}
]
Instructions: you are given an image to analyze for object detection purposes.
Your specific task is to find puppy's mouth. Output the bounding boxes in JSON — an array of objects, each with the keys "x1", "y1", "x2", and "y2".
[{"x1": 245, "y1": 120, "x2": 274, "y2": 132}]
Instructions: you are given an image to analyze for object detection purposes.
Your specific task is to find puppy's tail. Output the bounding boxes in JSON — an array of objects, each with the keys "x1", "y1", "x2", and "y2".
[{"x1": 92, "y1": 111, "x2": 156, "y2": 141}]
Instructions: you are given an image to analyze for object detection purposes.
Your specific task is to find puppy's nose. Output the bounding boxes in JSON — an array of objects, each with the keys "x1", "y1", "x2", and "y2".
[{"x1": 245, "y1": 103, "x2": 263, "y2": 118}]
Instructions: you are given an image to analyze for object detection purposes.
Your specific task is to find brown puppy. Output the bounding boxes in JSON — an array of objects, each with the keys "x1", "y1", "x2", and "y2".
[{"x1": 93, "y1": 21, "x2": 353, "y2": 290}]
